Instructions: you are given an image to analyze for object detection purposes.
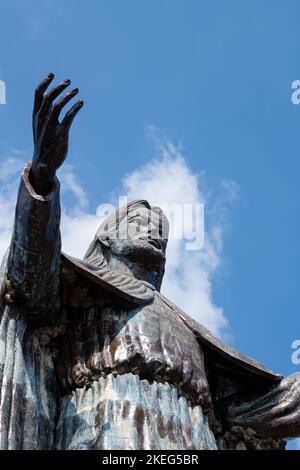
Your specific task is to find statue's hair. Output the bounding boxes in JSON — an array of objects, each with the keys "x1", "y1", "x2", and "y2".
[{"x1": 83, "y1": 200, "x2": 169, "y2": 290}]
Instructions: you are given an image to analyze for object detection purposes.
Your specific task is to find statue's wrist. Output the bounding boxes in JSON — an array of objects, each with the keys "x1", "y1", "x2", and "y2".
[{"x1": 29, "y1": 161, "x2": 56, "y2": 197}]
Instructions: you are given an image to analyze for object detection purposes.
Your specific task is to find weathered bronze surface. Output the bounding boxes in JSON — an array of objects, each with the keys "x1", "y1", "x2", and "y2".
[{"x1": 0, "y1": 74, "x2": 299, "y2": 450}]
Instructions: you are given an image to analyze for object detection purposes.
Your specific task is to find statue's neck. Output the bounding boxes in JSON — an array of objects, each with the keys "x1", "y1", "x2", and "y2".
[{"x1": 106, "y1": 253, "x2": 161, "y2": 291}]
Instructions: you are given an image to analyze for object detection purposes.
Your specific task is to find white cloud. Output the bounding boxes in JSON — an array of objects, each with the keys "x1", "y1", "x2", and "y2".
[
  {"x1": 0, "y1": 154, "x2": 24, "y2": 259},
  {"x1": 0, "y1": 136, "x2": 236, "y2": 338},
  {"x1": 120, "y1": 132, "x2": 236, "y2": 337},
  {"x1": 58, "y1": 164, "x2": 101, "y2": 258},
  {"x1": 58, "y1": 164, "x2": 88, "y2": 210},
  {"x1": 60, "y1": 211, "x2": 100, "y2": 259}
]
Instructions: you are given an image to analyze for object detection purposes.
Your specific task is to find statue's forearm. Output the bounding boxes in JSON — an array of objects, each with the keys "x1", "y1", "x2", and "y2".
[
  {"x1": 226, "y1": 373, "x2": 300, "y2": 439},
  {"x1": 7, "y1": 161, "x2": 62, "y2": 325}
]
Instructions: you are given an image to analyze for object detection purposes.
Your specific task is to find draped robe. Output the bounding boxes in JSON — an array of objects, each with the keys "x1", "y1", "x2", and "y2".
[{"x1": 0, "y1": 162, "x2": 299, "y2": 450}]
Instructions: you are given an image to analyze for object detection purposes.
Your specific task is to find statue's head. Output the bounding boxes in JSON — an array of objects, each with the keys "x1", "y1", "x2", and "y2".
[{"x1": 83, "y1": 200, "x2": 169, "y2": 290}]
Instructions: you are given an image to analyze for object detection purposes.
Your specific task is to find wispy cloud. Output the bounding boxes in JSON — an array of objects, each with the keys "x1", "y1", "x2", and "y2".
[
  {"x1": 58, "y1": 164, "x2": 89, "y2": 210},
  {"x1": 0, "y1": 135, "x2": 237, "y2": 338}
]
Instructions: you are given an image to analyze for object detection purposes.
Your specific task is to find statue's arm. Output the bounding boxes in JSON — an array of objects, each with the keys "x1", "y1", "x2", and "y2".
[
  {"x1": 6, "y1": 73, "x2": 84, "y2": 324},
  {"x1": 7, "y1": 162, "x2": 61, "y2": 323},
  {"x1": 225, "y1": 373, "x2": 300, "y2": 439}
]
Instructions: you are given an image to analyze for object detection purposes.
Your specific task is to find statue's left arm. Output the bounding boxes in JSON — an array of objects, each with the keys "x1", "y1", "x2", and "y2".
[
  {"x1": 6, "y1": 73, "x2": 84, "y2": 325},
  {"x1": 226, "y1": 373, "x2": 300, "y2": 439}
]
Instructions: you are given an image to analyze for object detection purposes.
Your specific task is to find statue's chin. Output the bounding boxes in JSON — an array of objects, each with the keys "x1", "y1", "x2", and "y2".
[{"x1": 111, "y1": 239, "x2": 165, "y2": 265}]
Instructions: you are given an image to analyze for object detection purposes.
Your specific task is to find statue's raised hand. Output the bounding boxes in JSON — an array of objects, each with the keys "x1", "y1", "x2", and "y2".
[{"x1": 30, "y1": 73, "x2": 84, "y2": 196}]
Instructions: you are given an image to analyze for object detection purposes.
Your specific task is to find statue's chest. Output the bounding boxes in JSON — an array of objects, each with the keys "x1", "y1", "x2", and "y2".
[{"x1": 56, "y1": 294, "x2": 209, "y2": 405}]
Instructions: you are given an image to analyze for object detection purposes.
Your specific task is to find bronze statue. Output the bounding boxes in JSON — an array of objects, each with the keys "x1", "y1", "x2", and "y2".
[{"x1": 0, "y1": 74, "x2": 299, "y2": 450}]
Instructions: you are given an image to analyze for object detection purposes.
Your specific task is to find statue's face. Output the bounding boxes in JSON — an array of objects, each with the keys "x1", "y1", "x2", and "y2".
[{"x1": 107, "y1": 205, "x2": 168, "y2": 264}]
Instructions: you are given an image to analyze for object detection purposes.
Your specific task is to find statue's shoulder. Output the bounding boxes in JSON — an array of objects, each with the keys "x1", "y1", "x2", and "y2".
[
  {"x1": 60, "y1": 252, "x2": 282, "y2": 385},
  {"x1": 60, "y1": 252, "x2": 155, "y2": 307},
  {"x1": 156, "y1": 291, "x2": 282, "y2": 385}
]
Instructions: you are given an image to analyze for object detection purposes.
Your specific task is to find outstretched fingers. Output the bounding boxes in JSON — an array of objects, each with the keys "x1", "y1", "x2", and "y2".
[
  {"x1": 61, "y1": 100, "x2": 84, "y2": 130},
  {"x1": 33, "y1": 73, "x2": 84, "y2": 133},
  {"x1": 39, "y1": 79, "x2": 71, "y2": 118},
  {"x1": 50, "y1": 87, "x2": 79, "y2": 122},
  {"x1": 33, "y1": 73, "x2": 55, "y2": 114}
]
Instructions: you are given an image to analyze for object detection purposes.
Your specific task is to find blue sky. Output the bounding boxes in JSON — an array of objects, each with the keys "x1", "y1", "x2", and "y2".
[{"x1": 0, "y1": 0, "x2": 300, "y2": 447}]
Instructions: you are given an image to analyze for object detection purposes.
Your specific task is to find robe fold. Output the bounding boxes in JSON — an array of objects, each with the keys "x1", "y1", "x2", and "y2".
[{"x1": 0, "y1": 162, "x2": 298, "y2": 450}]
